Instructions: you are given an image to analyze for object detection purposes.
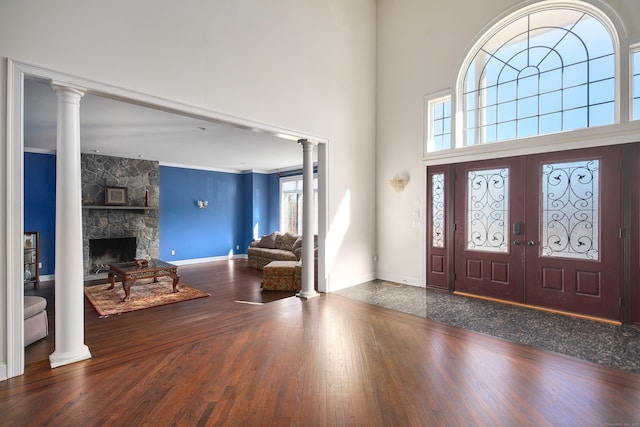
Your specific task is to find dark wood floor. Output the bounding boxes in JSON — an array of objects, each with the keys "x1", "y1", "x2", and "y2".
[{"x1": 5, "y1": 259, "x2": 640, "y2": 425}]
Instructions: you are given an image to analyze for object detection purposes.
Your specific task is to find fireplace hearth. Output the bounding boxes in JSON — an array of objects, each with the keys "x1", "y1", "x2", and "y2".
[{"x1": 88, "y1": 237, "x2": 136, "y2": 275}]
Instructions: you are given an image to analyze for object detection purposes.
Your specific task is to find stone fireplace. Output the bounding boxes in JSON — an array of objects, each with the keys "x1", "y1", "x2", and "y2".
[
  {"x1": 88, "y1": 237, "x2": 137, "y2": 274},
  {"x1": 82, "y1": 154, "x2": 159, "y2": 277}
]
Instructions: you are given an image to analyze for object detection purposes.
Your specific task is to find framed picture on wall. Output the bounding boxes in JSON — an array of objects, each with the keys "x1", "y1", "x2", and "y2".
[{"x1": 105, "y1": 186, "x2": 127, "y2": 205}]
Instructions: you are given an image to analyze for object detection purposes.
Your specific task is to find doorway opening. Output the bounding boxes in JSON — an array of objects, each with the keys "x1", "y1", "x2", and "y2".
[{"x1": 7, "y1": 59, "x2": 329, "y2": 379}]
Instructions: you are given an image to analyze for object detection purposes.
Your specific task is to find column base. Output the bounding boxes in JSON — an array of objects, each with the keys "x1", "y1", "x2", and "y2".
[
  {"x1": 296, "y1": 290, "x2": 320, "y2": 300},
  {"x1": 49, "y1": 345, "x2": 92, "y2": 369}
]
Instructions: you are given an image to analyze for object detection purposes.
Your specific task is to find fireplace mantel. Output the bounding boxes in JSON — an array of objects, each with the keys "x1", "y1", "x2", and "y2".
[{"x1": 82, "y1": 205, "x2": 158, "y2": 211}]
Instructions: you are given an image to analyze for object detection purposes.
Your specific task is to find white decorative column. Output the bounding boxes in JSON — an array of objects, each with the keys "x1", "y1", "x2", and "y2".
[
  {"x1": 49, "y1": 82, "x2": 92, "y2": 368},
  {"x1": 297, "y1": 139, "x2": 319, "y2": 300}
]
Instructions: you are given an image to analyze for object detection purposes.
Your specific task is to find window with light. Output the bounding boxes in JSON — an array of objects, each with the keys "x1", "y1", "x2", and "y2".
[
  {"x1": 633, "y1": 48, "x2": 640, "y2": 121},
  {"x1": 461, "y1": 5, "x2": 616, "y2": 146},
  {"x1": 280, "y1": 175, "x2": 318, "y2": 235},
  {"x1": 426, "y1": 96, "x2": 452, "y2": 152}
]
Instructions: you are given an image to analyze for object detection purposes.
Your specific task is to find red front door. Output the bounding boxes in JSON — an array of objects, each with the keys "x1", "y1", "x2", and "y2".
[
  {"x1": 454, "y1": 157, "x2": 526, "y2": 302},
  {"x1": 524, "y1": 146, "x2": 622, "y2": 320},
  {"x1": 452, "y1": 146, "x2": 622, "y2": 320}
]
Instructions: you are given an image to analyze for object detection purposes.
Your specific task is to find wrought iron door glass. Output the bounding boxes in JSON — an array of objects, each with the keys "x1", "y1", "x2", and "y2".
[
  {"x1": 467, "y1": 168, "x2": 509, "y2": 253},
  {"x1": 432, "y1": 173, "x2": 445, "y2": 248},
  {"x1": 541, "y1": 159, "x2": 599, "y2": 260},
  {"x1": 633, "y1": 49, "x2": 640, "y2": 121}
]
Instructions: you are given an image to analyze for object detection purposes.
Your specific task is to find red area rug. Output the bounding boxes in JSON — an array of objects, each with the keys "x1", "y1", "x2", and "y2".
[{"x1": 84, "y1": 278, "x2": 209, "y2": 317}]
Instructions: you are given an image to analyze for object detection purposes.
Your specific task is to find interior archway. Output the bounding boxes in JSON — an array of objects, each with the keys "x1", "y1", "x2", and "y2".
[{"x1": 7, "y1": 59, "x2": 329, "y2": 377}]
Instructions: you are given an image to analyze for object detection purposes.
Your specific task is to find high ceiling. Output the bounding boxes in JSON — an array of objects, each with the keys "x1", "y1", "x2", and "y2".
[{"x1": 23, "y1": 77, "x2": 306, "y2": 173}]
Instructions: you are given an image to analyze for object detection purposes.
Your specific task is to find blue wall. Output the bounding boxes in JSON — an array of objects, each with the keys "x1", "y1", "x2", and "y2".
[
  {"x1": 252, "y1": 173, "x2": 271, "y2": 238},
  {"x1": 242, "y1": 173, "x2": 255, "y2": 248},
  {"x1": 159, "y1": 166, "x2": 244, "y2": 260},
  {"x1": 243, "y1": 172, "x2": 281, "y2": 243},
  {"x1": 159, "y1": 166, "x2": 280, "y2": 261},
  {"x1": 24, "y1": 152, "x2": 56, "y2": 276}
]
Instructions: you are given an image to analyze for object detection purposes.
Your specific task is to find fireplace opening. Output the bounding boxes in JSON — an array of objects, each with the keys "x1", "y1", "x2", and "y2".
[{"x1": 88, "y1": 237, "x2": 137, "y2": 274}]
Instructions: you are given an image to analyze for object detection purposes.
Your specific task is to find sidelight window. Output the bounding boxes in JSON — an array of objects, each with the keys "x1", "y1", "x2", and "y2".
[
  {"x1": 633, "y1": 48, "x2": 640, "y2": 121},
  {"x1": 431, "y1": 173, "x2": 445, "y2": 248}
]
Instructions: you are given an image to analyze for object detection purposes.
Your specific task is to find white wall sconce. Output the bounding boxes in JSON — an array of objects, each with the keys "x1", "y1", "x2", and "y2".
[
  {"x1": 389, "y1": 175, "x2": 409, "y2": 192},
  {"x1": 197, "y1": 200, "x2": 209, "y2": 209}
]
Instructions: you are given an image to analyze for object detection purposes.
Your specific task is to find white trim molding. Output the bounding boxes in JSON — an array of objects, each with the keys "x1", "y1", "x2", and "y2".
[{"x1": 6, "y1": 59, "x2": 26, "y2": 379}]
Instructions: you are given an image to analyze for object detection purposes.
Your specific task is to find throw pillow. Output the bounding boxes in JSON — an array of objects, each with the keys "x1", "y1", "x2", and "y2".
[
  {"x1": 292, "y1": 236, "x2": 302, "y2": 251},
  {"x1": 281, "y1": 232, "x2": 298, "y2": 251},
  {"x1": 258, "y1": 232, "x2": 277, "y2": 249}
]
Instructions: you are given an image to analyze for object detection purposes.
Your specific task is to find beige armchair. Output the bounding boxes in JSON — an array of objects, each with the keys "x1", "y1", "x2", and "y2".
[{"x1": 24, "y1": 296, "x2": 48, "y2": 346}]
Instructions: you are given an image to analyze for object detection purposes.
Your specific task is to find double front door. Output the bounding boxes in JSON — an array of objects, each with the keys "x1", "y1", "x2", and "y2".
[{"x1": 428, "y1": 146, "x2": 623, "y2": 321}]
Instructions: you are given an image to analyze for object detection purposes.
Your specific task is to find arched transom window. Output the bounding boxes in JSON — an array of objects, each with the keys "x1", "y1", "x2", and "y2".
[{"x1": 462, "y1": 5, "x2": 616, "y2": 146}]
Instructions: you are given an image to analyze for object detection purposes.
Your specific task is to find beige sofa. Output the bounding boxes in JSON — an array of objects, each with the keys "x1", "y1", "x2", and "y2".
[
  {"x1": 247, "y1": 232, "x2": 301, "y2": 270},
  {"x1": 247, "y1": 232, "x2": 317, "y2": 270}
]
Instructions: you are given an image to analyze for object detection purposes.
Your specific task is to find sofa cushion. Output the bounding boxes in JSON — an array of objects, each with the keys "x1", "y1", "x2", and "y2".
[
  {"x1": 292, "y1": 236, "x2": 302, "y2": 251},
  {"x1": 257, "y1": 232, "x2": 278, "y2": 248},
  {"x1": 263, "y1": 260, "x2": 297, "y2": 276},
  {"x1": 279, "y1": 232, "x2": 298, "y2": 251},
  {"x1": 247, "y1": 247, "x2": 298, "y2": 262}
]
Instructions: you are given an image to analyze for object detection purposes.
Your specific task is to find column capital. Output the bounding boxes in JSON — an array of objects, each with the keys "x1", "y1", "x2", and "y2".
[
  {"x1": 297, "y1": 138, "x2": 318, "y2": 147},
  {"x1": 51, "y1": 81, "x2": 87, "y2": 99}
]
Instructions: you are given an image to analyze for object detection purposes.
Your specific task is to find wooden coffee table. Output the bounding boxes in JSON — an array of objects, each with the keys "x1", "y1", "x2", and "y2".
[{"x1": 108, "y1": 259, "x2": 180, "y2": 302}]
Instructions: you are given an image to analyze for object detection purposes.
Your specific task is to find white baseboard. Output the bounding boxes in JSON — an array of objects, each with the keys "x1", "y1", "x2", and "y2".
[
  {"x1": 170, "y1": 254, "x2": 247, "y2": 266},
  {"x1": 375, "y1": 272, "x2": 424, "y2": 288}
]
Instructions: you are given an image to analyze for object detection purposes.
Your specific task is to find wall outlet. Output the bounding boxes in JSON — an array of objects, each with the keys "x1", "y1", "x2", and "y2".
[
  {"x1": 38, "y1": 262, "x2": 42, "y2": 269},
  {"x1": 236, "y1": 245, "x2": 240, "y2": 250},
  {"x1": 171, "y1": 250, "x2": 175, "y2": 256}
]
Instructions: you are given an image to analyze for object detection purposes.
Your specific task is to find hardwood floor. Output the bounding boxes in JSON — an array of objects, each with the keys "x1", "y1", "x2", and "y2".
[{"x1": 6, "y1": 259, "x2": 640, "y2": 425}]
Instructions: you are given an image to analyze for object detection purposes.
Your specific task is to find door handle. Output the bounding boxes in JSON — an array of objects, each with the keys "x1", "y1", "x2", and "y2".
[
  {"x1": 512, "y1": 221, "x2": 523, "y2": 236},
  {"x1": 527, "y1": 240, "x2": 536, "y2": 246},
  {"x1": 513, "y1": 239, "x2": 522, "y2": 245}
]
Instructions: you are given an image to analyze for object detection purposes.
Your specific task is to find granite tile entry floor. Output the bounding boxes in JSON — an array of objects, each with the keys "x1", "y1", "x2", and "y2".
[{"x1": 335, "y1": 281, "x2": 640, "y2": 374}]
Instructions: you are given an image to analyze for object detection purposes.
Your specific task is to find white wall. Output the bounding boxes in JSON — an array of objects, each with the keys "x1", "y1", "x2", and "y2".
[
  {"x1": 0, "y1": 0, "x2": 377, "y2": 377},
  {"x1": 375, "y1": 0, "x2": 640, "y2": 286}
]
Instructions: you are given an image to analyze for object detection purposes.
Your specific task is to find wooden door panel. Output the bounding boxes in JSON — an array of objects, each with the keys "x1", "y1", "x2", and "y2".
[
  {"x1": 454, "y1": 158, "x2": 525, "y2": 302},
  {"x1": 525, "y1": 147, "x2": 622, "y2": 320},
  {"x1": 629, "y1": 144, "x2": 640, "y2": 325}
]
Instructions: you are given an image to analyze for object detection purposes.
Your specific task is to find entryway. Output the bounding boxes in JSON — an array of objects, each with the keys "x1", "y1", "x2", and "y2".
[{"x1": 427, "y1": 144, "x2": 633, "y2": 322}]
